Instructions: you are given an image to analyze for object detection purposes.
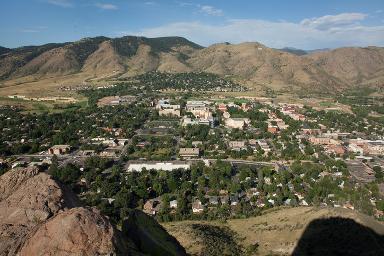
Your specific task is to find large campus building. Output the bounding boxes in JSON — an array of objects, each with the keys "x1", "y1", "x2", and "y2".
[{"x1": 127, "y1": 161, "x2": 191, "y2": 172}]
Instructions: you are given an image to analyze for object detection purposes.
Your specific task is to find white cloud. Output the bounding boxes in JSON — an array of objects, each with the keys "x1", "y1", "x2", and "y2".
[
  {"x1": 20, "y1": 29, "x2": 40, "y2": 33},
  {"x1": 95, "y1": 3, "x2": 118, "y2": 10},
  {"x1": 176, "y1": 1, "x2": 194, "y2": 7},
  {"x1": 176, "y1": 2, "x2": 223, "y2": 16},
  {"x1": 199, "y1": 5, "x2": 223, "y2": 16},
  {"x1": 300, "y1": 13, "x2": 367, "y2": 31},
  {"x1": 20, "y1": 26, "x2": 48, "y2": 33},
  {"x1": 376, "y1": 10, "x2": 383, "y2": 14},
  {"x1": 121, "y1": 13, "x2": 384, "y2": 49},
  {"x1": 45, "y1": 0, "x2": 73, "y2": 8}
]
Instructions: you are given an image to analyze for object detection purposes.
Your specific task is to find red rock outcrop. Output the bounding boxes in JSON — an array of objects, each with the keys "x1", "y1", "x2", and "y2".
[
  {"x1": 20, "y1": 207, "x2": 136, "y2": 256},
  {"x1": 0, "y1": 167, "x2": 79, "y2": 256},
  {"x1": 0, "y1": 167, "x2": 186, "y2": 256}
]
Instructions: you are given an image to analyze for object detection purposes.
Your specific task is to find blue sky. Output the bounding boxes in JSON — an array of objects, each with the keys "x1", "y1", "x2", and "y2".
[{"x1": 0, "y1": 0, "x2": 383, "y2": 49}]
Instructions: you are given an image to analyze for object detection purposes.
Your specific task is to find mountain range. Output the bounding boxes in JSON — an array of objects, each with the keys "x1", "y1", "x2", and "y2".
[{"x1": 1, "y1": 36, "x2": 384, "y2": 92}]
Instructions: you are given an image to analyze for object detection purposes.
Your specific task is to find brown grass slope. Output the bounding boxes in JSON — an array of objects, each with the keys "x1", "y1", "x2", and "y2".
[
  {"x1": 163, "y1": 207, "x2": 384, "y2": 256},
  {"x1": 11, "y1": 47, "x2": 81, "y2": 78},
  {"x1": 187, "y1": 42, "x2": 315, "y2": 88},
  {"x1": 82, "y1": 40, "x2": 125, "y2": 77},
  {"x1": 0, "y1": 43, "x2": 66, "y2": 80},
  {"x1": 305, "y1": 46, "x2": 384, "y2": 88}
]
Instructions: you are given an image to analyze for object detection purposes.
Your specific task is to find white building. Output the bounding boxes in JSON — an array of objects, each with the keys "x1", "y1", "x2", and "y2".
[
  {"x1": 348, "y1": 143, "x2": 364, "y2": 155},
  {"x1": 225, "y1": 118, "x2": 250, "y2": 130},
  {"x1": 156, "y1": 99, "x2": 181, "y2": 117},
  {"x1": 170, "y1": 200, "x2": 178, "y2": 209},
  {"x1": 186, "y1": 101, "x2": 212, "y2": 119},
  {"x1": 127, "y1": 161, "x2": 191, "y2": 172}
]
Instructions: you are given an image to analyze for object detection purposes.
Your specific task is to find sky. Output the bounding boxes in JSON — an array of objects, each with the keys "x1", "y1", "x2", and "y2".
[{"x1": 0, "y1": 0, "x2": 383, "y2": 49}]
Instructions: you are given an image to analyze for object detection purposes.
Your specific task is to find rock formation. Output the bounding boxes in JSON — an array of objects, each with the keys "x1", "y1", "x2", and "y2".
[{"x1": 0, "y1": 167, "x2": 186, "y2": 256}]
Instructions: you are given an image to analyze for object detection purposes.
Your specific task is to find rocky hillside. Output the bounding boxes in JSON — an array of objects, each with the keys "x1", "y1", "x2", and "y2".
[
  {"x1": 0, "y1": 167, "x2": 186, "y2": 256},
  {"x1": 1, "y1": 36, "x2": 384, "y2": 92}
]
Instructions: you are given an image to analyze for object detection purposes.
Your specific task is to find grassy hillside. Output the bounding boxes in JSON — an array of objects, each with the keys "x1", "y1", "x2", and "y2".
[{"x1": 163, "y1": 207, "x2": 384, "y2": 256}]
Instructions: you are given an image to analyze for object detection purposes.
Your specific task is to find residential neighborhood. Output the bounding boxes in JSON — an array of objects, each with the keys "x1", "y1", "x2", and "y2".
[{"x1": 1, "y1": 73, "x2": 384, "y2": 224}]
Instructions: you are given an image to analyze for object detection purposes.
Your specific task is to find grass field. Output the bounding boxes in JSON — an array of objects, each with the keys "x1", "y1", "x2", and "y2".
[{"x1": 0, "y1": 96, "x2": 88, "y2": 114}]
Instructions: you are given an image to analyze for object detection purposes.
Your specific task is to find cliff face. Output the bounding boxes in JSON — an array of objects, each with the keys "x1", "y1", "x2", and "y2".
[{"x1": 0, "y1": 167, "x2": 186, "y2": 256}]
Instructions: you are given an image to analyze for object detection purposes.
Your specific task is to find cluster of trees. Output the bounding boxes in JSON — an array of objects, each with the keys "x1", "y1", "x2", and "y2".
[
  {"x1": 47, "y1": 154, "x2": 384, "y2": 225},
  {"x1": 0, "y1": 103, "x2": 149, "y2": 156},
  {"x1": 130, "y1": 72, "x2": 245, "y2": 92},
  {"x1": 81, "y1": 85, "x2": 140, "y2": 106},
  {"x1": 126, "y1": 135, "x2": 177, "y2": 160}
]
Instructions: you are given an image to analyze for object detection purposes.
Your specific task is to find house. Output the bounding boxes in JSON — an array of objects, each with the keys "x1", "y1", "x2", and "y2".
[
  {"x1": 348, "y1": 143, "x2": 364, "y2": 155},
  {"x1": 241, "y1": 103, "x2": 251, "y2": 111},
  {"x1": 248, "y1": 139, "x2": 257, "y2": 147},
  {"x1": 222, "y1": 111, "x2": 231, "y2": 119},
  {"x1": 79, "y1": 150, "x2": 96, "y2": 156},
  {"x1": 48, "y1": 145, "x2": 71, "y2": 155},
  {"x1": 192, "y1": 199, "x2": 204, "y2": 213},
  {"x1": 11, "y1": 160, "x2": 27, "y2": 169},
  {"x1": 230, "y1": 194, "x2": 239, "y2": 206},
  {"x1": 246, "y1": 188, "x2": 260, "y2": 199},
  {"x1": 99, "y1": 147, "x2": 120, "y2": 158},
  {"x1": 256, "y1": 199, "x2": 266, "y2": 208},
  {"x1": 325, "y1": 145, "x2": 346, "y2": 155},
  {"x1": 267, "y1": 126, "x2": 279, "y2": 134},
  {"x1": 206, "y1": 196, "x2": 219, "y2": 205},
  {"x1": 284, "y1": 198, "x2": 293, "y2": 205},
  {"x1": 170, "y1": 200, "x2": 178, "y2": 209},
  {"x1": 309, "y1": 137, "x2": 340, "y2": 145},
  {"x1": 257, "y1": 139, "x2": 271, "y2": 153},
  {"x1": 0, "y1": 158, "x2": 5, "y2": 168},
  {"x1": 302, "y1": 128, "x2": 321, "y2": 135},
  {"x1": 217, "y1": 103, "x2": 227, "y2": 112},
  {"x1": 192, "y1": 141, "x2": 203, "y2": 147},
  {"x1": 275, "y1": 119, "x2": 288, "y2": 130},
  {"x1": 367, "y1": 141, "x2": 384, "y2": 155},
  {"x1": 264, "y1": 177, "x2": 271, "y2": 185},
  {"x1": 179, "y1": 148, "x2": 200, "y2": 158},
  {"x1": 219, "y1": 195, "x2": 229, "y2": 204},
  {"x1": 228, "y1": 141, "x2": 246, "y2": 150},
  {"x1": 143, "y1": 198, "x2": 162, "y2": 215}
]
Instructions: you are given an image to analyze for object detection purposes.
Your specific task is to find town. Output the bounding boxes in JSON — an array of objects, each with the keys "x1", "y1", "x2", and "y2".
[{"x1": 0, "y1": 73, "x2": 383, "y2": 225}]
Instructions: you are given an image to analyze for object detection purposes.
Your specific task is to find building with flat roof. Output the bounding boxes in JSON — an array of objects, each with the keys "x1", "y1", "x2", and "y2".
[
  {"x1": 127, "y1": 161, "x2": 191, "y2": 172},
  {"x1": 179, "y1": 148, "x2": 200, "y2": 158},
  {"x1": 228, "y1": 141, "x2": 247, "y2": 150},
  {"x1": 48, "y1": 145, "x2": 71, "y2": 155},
  {"x1": 225, "y1": 118, "x2": 250, "y2": 130}
]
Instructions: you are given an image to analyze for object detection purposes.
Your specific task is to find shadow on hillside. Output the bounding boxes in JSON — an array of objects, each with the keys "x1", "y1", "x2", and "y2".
[{"x1": 292, "y1": 217, "x2": 384, "y2": 256}]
